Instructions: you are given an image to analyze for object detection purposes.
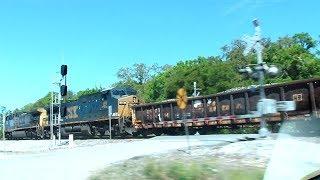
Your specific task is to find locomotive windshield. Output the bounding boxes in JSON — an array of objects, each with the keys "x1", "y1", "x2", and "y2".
[
  {"x1": 111, "y1": 88, "x2": 137, "y2": 98},
  {"x1": 111, "y1": 89, "x2": 126, "y2": 97},
  {"x1": 125, "y1": 88, "x2": 137, "y2": 96}
]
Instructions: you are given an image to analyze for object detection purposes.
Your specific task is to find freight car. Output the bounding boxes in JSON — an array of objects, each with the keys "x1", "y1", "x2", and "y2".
[
  {"x1": 4, "y1": 87, "x2": 139, "y2": 139},
  {"x1": 4, "y1": 78, "x2": 320, "y2": 139},
  {"x1": 132, "y1": 78, "x2": 320, "y2": 135}
]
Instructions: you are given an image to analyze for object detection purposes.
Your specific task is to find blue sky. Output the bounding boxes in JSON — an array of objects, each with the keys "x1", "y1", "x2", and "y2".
[{"x1": 0, "y1": 0, "x2": 319, "y2": 110}]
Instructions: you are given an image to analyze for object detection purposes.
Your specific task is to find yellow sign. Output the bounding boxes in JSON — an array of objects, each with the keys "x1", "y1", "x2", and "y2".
[{"x1": 177, "y1": 88, "x2": 188, "y2": 110}]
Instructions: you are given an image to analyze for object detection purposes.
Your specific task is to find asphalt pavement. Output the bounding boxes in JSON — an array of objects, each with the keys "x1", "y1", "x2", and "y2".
[
  {"x1": 1, "y1": 134, "x2": 319, "y2": 180},
  {"x1": 0, "y1": 134, "x2": 256, "y2": 180}
]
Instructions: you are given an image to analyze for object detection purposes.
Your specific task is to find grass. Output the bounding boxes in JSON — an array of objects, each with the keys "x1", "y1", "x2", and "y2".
[
  {"x1": 143, "y1": 160, "x2": 211, "y2": 180},
  {"x1": 90, "y1": 156, "x2": 265, "y2": 180}
]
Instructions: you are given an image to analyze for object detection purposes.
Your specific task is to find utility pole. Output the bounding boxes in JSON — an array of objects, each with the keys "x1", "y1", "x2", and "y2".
[{"x1": 1, "y1": 106, "x2": 6, "y2": 140}]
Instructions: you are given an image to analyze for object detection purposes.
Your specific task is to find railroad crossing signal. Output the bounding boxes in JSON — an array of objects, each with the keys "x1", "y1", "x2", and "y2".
[{"x1": 177, "y1": 88, "x2": 188, "y2": 110}]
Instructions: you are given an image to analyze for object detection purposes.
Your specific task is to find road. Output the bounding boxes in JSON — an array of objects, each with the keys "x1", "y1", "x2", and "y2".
[
  {"x1": 1, "y1": 134, "x2": 319, "y2": 180},
  {"x1": 0, "y1": 134, "x2": 257, "y2": 180}
]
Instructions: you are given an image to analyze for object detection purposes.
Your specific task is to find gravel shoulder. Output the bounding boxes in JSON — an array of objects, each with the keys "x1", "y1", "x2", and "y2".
[
  {"x1": 90, "y1": 134, "x2": 320, "y2": 180},
  {"x1": 90, "y1": 139, "x2": 272, "y2": 180}
]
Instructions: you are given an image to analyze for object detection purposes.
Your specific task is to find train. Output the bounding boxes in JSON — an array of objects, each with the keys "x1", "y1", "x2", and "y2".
[
  {"x1": 4, "y1": 87, "x2": 139, "y2": 139},
  {"x1": 4, "y1": 78, "x2": 320, "y2": 139}
]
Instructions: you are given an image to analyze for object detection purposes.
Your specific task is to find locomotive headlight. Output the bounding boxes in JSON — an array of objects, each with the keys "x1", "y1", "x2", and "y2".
[{"x1": 267, "y1": 65, "x2": 280, "y2": 77}]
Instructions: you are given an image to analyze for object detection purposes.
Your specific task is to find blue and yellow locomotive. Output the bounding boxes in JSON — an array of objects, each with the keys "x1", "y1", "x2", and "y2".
[{"x1": 5, "y1": 87, "x2": 139, "y2": 139}]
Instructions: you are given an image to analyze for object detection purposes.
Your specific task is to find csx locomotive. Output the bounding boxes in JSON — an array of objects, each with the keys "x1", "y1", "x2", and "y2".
[
  {"x1": 4, "y1": 78, "x2": 320, "y2": 139},
  {"x1": 4, "y1": 87, "x2": 139, "y2": 139}
]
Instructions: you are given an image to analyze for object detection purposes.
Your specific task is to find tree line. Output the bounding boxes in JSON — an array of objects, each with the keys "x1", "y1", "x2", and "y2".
[
  {"x1": 116, "y1": 33, "x2": 320, "y2": 102},
  {"x1": 16, "y1": 32, "x2": 320, "y2": 113}
]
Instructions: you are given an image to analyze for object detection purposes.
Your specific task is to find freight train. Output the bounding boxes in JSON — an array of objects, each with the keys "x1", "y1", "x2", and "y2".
[
  {"x1": 4, "y1": 87, "x2": 139, "y2": 139},
  {"x1": 4, "y1": 78, "x2": 320, "y2": 139}
]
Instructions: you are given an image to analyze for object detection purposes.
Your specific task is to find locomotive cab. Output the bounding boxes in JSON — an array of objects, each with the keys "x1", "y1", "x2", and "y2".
[{"x1": 101, "y1": 87, "x2": 137, "y2": 117}]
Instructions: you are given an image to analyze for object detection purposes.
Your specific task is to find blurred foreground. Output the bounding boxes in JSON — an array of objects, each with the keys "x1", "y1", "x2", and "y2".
[{"x1": 1, "y1": 130, "x2": 320, "y2": 180}]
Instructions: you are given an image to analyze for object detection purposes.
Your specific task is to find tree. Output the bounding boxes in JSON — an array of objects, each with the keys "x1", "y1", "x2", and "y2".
[
  {"x1": 292, "y1": 33, "x2": 317, "y2": 50},
  {"x1": 142, "y1": 56, "x2": 254, "y2": 102},
  {"x1": 143, "y1": 33, "x2": 320, "y2": 102},
  {"x1": 20, "y1": 93, "x2": 52, "y2": 112},
  {"x1": 115, "y1": 63, "x2": 169, "y2": 86},
  {"x1": 263, "y1": 33, "x2": 320, "y2": 80},
  {"x1": 113, "y1": 63, "x2": 170, "y2": 97},
  {"x1": 75, "y1": 87, "x2": 102, "y2": 99}
]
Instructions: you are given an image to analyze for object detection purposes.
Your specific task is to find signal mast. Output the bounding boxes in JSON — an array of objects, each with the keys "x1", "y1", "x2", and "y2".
[{"x1": 50, "y1": 65, "x2": 67, "y2": 144}]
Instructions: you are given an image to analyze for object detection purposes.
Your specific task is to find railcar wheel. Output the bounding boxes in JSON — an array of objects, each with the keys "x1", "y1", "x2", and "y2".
[
  {"x1": 98, "y1": 130, "x2": 105, "y2": 137},
  {"x1": 154, "y1": 129, "x2": 163, "y2": 136},
  {"x1": 90, "y1": 127, "x2": 97, "y2": 137}
]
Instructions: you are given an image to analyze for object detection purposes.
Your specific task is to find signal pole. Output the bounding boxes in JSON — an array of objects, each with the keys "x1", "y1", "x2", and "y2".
[
  {"x1": 108, "y1": 106, "x2": 112, "y2": 140},
  {"x1": 252, "y1": 19, "x2": 266, "y2": 99},
  {"x1": 50, "y1": 65, "x2": 67, "y2": 144},
  {"x1": 252, "y1": 19, "x2": 268, "y2": 136},
  {"x1": 176, "y1": 88, "x2": 190, "y2": 151},
  {"x1": 240, "y1": 19, "x2": 295, "y2": 137},
  {"x1": 241, "y1": 19, "x2": 270, "y2": 137},
  {"x1": 1, "y1": 106, "x2": 6, "y2": 140}
]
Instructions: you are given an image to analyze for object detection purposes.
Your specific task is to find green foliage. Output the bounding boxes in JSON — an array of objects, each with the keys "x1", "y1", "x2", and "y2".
[
  {"x1": 72, "y1": 87, "x2": 102, "y2": 100},
  {"x1": 263, "y1": 33, "x2": 320, "y2": 81},
  {"x1": 143, "y1": 159, "x2": 264, "y2": 180},
  {"x1": 141, "y1": 33, "x2": 320, "y2": 102},
  {"x1": 90, "y1": 156, "x2": 264, "y2": 180},
  {"x1": 20, "y1": 93, "x2": 52, "y2": 112},
  {"x1": 144, "y1": 160, "x2": 207, "y2": 180},
  {"x1": 113, "y1": 63, "x2": 171, "y2": 99},
  {"x1": 142, "y1": 57, "x2": 253, "y2": 102}
]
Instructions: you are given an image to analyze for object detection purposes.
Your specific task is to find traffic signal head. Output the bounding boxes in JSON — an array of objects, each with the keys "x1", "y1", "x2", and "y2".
[
  {"x1": 61, "y1": 65, "x2": 67, "y2": 76},
  {"x1": 253, "y1": 19, "x2": 259, "y2": 27},
  {"x1": 60, "y1": 85, "x2": 67, "y2": 96}
]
